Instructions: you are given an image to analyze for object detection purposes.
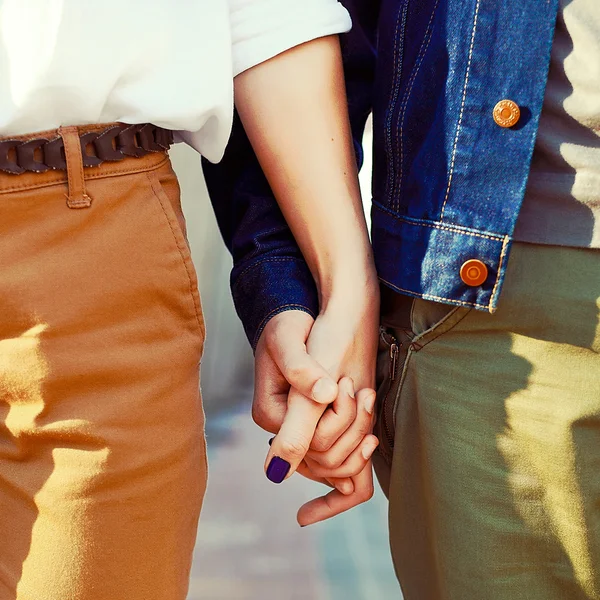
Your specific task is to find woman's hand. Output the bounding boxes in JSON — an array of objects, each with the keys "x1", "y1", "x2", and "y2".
[
  {"x1": 235, "y1": 33, "x2": 380, "y2": 524},
  {"x1": 254, "y1": 278, "x2": 379, "y2": 525},
  {"x1": 263, "y1": 282, "x2": 379, "y2": 476},
  {"x1": 295, "y1": 385, "x2": 379, "y2": 527}
]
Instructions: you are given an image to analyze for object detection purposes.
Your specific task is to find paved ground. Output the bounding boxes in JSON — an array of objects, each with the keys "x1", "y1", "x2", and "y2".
[{"x1": 187, "y1": 402, "x2": 402, "y2": 600}]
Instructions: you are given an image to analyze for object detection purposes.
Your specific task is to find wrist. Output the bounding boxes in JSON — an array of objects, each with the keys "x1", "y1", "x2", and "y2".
[{"x1": 319, "y1": 265, "x2": 380, "y2": 318}]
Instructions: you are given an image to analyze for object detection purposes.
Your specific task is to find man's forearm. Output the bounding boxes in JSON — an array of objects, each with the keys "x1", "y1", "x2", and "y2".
[{"x1": 234, "y1": 36, "x2": 377, "y2": 312}]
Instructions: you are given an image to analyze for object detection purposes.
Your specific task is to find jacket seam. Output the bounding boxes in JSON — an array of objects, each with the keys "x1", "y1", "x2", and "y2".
[
  {"x1": 252, "y1": 304, "x2": 317, "y2": 350},
  {"x1": 379, "y1": 276, "x2": 492, "y2": 310},
  {"x1": 440, "y1": 0, "x2": 482, "y2": 221},
  {"x1": 490, "y1": 235, "x2": 510, "y2": 306},
  {"x1": 235, "y1": 255, "x2": 308, "y2": 284},
  {"x1": 384, "y1": 1, "x2": 409, "y2": 206},
  {"x1": 396, "y1": 0, "x2": 440, "y2": 210},
  {"x1": 373, "y1": 202, "x2": 505, "y2": 241}
]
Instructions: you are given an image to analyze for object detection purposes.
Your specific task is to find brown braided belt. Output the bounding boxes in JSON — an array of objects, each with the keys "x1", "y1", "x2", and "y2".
[{"x1": 0, "y1": 123, "x2": 174, "y2": 175}]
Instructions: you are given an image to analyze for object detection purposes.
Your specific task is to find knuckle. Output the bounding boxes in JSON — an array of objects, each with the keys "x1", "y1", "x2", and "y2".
[
  {"x1": 265, "y1": 322, "x2": 290, "y2": 355},
  {"x1": 264, "y1": 326, "x2": 280, "y2": 352},
  {"x1": 251, "y1": 404, "x2": 265, "y2": 427},
  {"x1": 343, "y1": 464, "x2": 363, "y2": 478},
  {"x1": 348, "y1": 404, "x2": 358, "y2": 422},
  {"x1": 319, "y1": 452, "x2": 343, "y2": 470},
  {"x1": 279, "y1": 436, "x2": 310, "y2": 459},
  {"x1": 358, "y1": 485, "x2": 375, "y2": 503},
  {"x1": 310, "y1": 433, "x2": 334, "y2": 453},
  {"x1": 284, "y1": 363, "x2": 305, "y2": 383},
  {"x1": 357, "y1": 419, "x2": 373, "y2": 436},
  {"x1": 338, "y1": 410, "x2": 356, "y2": 431}
]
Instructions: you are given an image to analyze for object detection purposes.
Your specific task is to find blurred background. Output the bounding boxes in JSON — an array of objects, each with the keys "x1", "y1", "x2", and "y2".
[{"x1": 170, "y1": 123, "x2": 401, "y2": 600}]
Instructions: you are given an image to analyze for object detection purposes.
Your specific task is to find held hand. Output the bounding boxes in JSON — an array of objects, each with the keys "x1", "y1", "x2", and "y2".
[
  {"x1": 253, "y1": 311, "x2": 347, "y2": 486},
  {"x1": 295, "y1": 386, "x2": 379, "y2": 527},
  {"x1": 255, "y1": 288, "x2": 379, "y2": 524},
  {"x1": 253, "y1": 310, "x2": 377, "y2": 483},
  {"x1": 264, "y1": 293, "x2": 379, "y2": 483},
  {"x1": 305, "y1": 382, "x2": 378, "y2": 481}
]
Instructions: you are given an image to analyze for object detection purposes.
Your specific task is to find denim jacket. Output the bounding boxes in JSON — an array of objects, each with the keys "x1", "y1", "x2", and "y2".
[{"x1": 203, "y1": 0, "x2": 560, "y2": 349}]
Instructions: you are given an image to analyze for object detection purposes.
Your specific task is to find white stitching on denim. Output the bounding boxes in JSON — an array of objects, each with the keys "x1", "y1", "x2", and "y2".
[
  {"x1": 385, "y1": 3, "x2": 409, "y2": 205},
  {"x1": 490, "y1": 235, "x2": 509, "y2": 305},
  {"x1": 396, "y1": 0, "x2": 440, "y2": 208},
  {"x1": 373, "y1": 203, "x2": 504, "y2": 241},
  {"x1": 403, "y1": 220, "x2": 500, "y2": 241},
  {"x1": 379, "y1": 277, "x2": 492, "y2": 310},
  {"x1": 439, "y1": 0, "x2": 482, "y2": 222}
]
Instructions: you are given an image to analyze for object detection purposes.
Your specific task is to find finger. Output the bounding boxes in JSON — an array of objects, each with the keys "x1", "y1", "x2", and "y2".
[
  {"x1": 252, "y1": 391, "x2": 287, "y2": 434},
  {"x1": 264, "y1": 388, "x2": 327, "y2": 484},
  {"x1": 310, "y1": 377, "x2": 357, "y2": 452},
  {"x1": 297, "y1": 461, "x2": 375, "y2": 527},
  {"x1": 307, "y1": 388, "x2": 376, "y2": 470},
  {"x1": 296, "y1": 461, "x2": 355, "y2": 496},
  {"x1": 305, "y1": 434, "x2": 379, "y2": 479},
  {"x1": 264, "y1": 314, "x2": 338, "y2": 404},
  {"x1": 252, "y1": 333, "x2": 292, "y2": 433}
]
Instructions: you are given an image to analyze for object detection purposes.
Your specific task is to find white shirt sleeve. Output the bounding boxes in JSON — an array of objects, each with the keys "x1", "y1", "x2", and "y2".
[{"x1": 229, "y1": 0, "x2": 352, "y2": 77}]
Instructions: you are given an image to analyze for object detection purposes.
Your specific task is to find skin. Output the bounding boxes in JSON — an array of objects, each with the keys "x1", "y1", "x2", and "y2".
[{"x1": 234, "y1": 36, "x2": 380, "y2": 526}]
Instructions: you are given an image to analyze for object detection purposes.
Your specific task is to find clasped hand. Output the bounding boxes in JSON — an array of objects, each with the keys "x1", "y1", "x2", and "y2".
[{"x1": 253, "y1": 292, "x2": 379, "y2": 527}]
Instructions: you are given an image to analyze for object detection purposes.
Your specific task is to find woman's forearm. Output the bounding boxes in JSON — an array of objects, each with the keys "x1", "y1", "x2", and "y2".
[{"x1": 234, "y1": 36, "x2": 377, "y2": 311}]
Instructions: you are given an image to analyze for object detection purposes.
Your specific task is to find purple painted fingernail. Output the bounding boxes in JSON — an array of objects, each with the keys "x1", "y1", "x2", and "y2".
[
  {"x1": 268, "y1": 437, "x2": 274, "y2": 446},
  {"x1": 266, "y1": 456, "x2": 291, "y2": 484}
]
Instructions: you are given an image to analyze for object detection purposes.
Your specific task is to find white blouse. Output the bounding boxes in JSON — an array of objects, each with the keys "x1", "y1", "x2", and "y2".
[{"x1": 0, "y1": 0, "x2": 351, "y2": 162}]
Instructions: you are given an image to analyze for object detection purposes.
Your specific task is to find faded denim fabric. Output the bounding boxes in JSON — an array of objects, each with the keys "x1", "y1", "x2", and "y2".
[{"x1": 203, "y1": 0, "x2": 560, "y2": 348}]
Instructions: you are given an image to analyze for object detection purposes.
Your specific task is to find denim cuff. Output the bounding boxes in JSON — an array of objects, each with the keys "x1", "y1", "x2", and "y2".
[{"x1": 232, "y1": 257, "x2": 319, "y2": 350}]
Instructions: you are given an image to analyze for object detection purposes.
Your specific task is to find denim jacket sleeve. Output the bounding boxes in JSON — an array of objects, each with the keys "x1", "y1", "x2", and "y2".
[{"x1": 202, "y1": 0, "x2": 381, "y2": 350}]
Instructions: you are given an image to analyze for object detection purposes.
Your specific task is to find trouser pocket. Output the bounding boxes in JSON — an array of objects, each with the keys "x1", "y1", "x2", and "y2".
[{"x1": 375, "y1": 291, "x2": 467, "y2": 465}]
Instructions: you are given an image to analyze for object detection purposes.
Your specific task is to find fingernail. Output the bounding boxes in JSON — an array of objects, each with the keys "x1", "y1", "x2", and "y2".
[
  {"x1": 268, "y1": 437, "x2": 274, "y2": 446},
  {"x1": 338, "y1": 480, "x2": 354, "y2": 495},
  {"x1": 361, "y1": 443, "x2": 377, "y2": 460},
  {"x1": 266, "y1": 456, "x2": 291, "y2": 484},
  {"x1": 365, "y1": 392, "x2": 377, "y2": 415},
  {"x1": 312, "y1": 378, "x2": 337, "y2": 403},
  {"x1": 345, "y1": 377, "x2": 355, "y2": 399}
]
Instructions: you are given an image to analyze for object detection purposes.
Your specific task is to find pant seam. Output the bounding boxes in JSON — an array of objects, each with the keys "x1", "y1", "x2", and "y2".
[{"x1": 146, "y1": 170, "x2": 205, "y2": 335}]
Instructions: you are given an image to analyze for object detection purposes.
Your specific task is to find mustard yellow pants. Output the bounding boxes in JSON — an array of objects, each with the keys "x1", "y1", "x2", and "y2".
[
  {"x1": 375, "y1": 242, "x2": 600, "y2": 600},
  {"x1": 0, "y1": 126, "x2": 207, "y2": 600}
]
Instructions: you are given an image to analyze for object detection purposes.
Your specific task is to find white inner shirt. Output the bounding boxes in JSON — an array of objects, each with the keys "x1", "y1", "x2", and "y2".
[{"x1": 0, "y1": 0, "x2": 351, "y2": 162}]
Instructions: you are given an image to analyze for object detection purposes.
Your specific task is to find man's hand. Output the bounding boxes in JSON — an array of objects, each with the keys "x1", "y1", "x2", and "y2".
[
  {"x1": 254, "y1": 310, "x2": 356, "y2": 494},
  {"x1": 253, "y1": 291, "x2": 379, "y2": 525}
]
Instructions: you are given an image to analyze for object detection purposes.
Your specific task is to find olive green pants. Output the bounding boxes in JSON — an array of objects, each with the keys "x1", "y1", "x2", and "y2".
[{"x1": 374, "y1": 242, "x2": 600, "y2": 600}]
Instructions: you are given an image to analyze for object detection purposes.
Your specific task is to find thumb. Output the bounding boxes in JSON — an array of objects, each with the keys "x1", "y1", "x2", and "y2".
[
  {"x1": 264, "y1": 314, "x2": 338, "y2": 405},
  {"x1": 264, "y1": 388, "x2": 327, "y2": 483}
]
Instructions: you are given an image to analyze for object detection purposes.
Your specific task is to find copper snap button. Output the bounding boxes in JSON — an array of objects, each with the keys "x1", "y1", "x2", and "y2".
[
  {"x1": 460, "y1": 259, "x2": 488, "y2": 287},
  {"x1": 493, "y1": 100, "x2": 520, "y2": 128}
]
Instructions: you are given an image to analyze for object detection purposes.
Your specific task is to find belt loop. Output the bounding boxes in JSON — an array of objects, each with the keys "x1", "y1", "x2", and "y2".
[{"x1": 58, "y1": 126, "x2": 92, "y2": 209}]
